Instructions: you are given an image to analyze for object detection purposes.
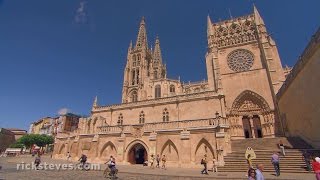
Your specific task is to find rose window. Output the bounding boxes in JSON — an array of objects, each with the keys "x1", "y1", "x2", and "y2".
[{"x1": 227, "y1": 49, "x2": 254, "y2": 72}]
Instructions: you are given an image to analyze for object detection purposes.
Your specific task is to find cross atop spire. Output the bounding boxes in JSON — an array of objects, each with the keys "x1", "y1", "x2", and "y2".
[
  {"x1": 153, "y1": 36, "x2": 162, "y2": 63},
  {"x1": 135, "y1": 17, "x2": 148, "y2": 49}
]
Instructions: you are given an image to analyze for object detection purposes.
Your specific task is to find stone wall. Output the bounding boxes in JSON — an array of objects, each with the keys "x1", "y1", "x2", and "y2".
[
  {"x1": 278, "y1": 28, "x2": 320, "y2": 148},
  {"x1": 0, "y1": 128, "x2": 15, "y2": 152}
]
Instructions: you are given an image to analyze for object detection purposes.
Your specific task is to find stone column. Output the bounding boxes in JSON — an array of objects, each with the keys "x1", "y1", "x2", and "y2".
[{"x1": 249, "y1": 115, "x2": 255, "y2": 138}]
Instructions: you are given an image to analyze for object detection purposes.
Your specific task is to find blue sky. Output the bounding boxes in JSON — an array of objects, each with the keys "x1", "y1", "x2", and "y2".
[{"x1": 0, "y1": 0, "x2": 319, "y2": 130}]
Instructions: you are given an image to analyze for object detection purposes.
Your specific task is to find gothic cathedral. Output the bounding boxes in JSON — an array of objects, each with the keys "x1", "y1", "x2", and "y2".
[{"x1": 53, "y1": 6, "x2": 286, "y2": 167}]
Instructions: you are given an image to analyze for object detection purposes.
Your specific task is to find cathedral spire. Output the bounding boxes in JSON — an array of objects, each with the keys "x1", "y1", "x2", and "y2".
[
  {"x1": 207, "y1": 15, "x2": 214, "y2": 37},
  {"x1": 153, "y1": 36, "x2": 162, "y2": 63},
  {"x1": 93, "y1": 96, "x2": 98, "y2": 108},
  {"x1": 135, "y1": 17, "x2": 148, "y2": 49},
  {"x1": 127, "y1": 40, "x2": 132, "y2": 58},
  {"x1": 253, "y1": 5, "x2": 265, "y2": 25}
]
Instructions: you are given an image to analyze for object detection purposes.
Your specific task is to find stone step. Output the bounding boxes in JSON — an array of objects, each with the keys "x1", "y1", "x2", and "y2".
[{"x1": 223, "y1": 138, "x2": 319, "y2": 173}]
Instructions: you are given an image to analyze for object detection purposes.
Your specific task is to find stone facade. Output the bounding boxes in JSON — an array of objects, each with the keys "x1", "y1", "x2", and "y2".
[
  {"x1": 53, "y1": 6, "x2": 285, "y2": 167},
  {"x1": 277, "y1": 27, "x2": 320, "y2": 148},
  {"x1": 29, "y1": 113, "x2": 80, "y2": 137},
  {"x1": 6, "y1": 128, "x2": 27, "y2": 141},
  {"x1": 0, "y1": 128, "x2": 15, "y2": 152}
]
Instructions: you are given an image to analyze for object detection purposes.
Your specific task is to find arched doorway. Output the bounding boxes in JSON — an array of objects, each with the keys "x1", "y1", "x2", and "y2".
[
  {"x1": 242, "y1": 115, "x2": 263, "y2": 138},
  {"x1": 128, "y1": 143, "x2": 147, "y2": 164},
  {"x1": 230, "y1": 90, "x2": 271, "y2": 139}
]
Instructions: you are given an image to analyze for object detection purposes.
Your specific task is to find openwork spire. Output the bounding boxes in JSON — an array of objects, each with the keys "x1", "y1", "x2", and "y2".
[
  {"x1": 135, "y1": 17, "x2": 148, "y2": 49},
  {"x1": 93, "y1": 96, "x2": 98, "y2": 108},
  {"x1": 153, "y1": 36, "x2": 162, "y2": 63}
]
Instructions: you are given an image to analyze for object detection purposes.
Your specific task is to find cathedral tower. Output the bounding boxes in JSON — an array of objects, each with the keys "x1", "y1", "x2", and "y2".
[
  {"x1": 206, "y1": 6, "x2": 285, "y2": 138},
  {"x1": 122, "y1": 18, "x2": 167, "y2": 103}
]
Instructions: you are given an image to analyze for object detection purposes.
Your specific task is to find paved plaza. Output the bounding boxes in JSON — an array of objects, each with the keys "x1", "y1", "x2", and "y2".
[{"x1": 0, "y1": 155, "x2": 316, "y2": 180}]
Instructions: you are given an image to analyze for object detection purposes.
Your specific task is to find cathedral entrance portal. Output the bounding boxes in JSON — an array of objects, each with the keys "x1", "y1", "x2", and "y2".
[
  {"x1": 242, "y1": 115, "x2": 263, "y2": 138},
  {"x1": 128, "y1": 143, "x2": 148, "y2": 164}
]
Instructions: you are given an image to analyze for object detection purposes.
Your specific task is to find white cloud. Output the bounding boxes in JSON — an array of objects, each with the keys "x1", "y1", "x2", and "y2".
[{"x1": 74, "y1": 0, "x2": 88, "y2": 24}]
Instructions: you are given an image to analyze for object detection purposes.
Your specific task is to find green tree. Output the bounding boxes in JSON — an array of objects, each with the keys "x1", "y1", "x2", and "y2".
[
  {"x1": 17, "y1": 134, "x2": 35, "y2": 150},
  {"x1": 17, "y1": 134, "x2": 55, "y2": 153}
]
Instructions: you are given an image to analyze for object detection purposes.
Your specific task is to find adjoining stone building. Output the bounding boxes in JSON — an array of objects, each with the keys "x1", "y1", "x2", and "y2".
[
  {"x1": 277, "y1": 27, "x2": 320, "y2": 148},
  {"x1": 53, "y1": 6, "x2": 286, "y2": 167},
  {"x1": 6, "y1": 128, "x2": 27, "y2": 141},
  {"x1": 29, "y1": 113, "x2": 81, "y2": 137},
  {"x1": 0, "y1": 128, "x2": 16, "y2": 152}
]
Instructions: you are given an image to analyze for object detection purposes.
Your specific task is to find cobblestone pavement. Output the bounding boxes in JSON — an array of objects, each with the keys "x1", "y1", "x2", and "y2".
[{"x1": 0, "y1": 155, "x2": 315, "y2": 180}]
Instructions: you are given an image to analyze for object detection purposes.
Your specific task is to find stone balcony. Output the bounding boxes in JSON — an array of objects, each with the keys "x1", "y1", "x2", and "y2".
[{"x1": 97, "y1": 117, "x2": 229, "y2": 135}]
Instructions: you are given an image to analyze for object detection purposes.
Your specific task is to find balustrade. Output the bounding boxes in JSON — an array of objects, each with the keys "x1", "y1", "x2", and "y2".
[{"x1": 97, "y1": 117, "x2": 228, "y2": 134}]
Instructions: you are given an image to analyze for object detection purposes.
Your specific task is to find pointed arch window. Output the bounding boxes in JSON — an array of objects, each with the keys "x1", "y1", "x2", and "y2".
[
  {"x1": 131, "y1": 91, "x2": 138, "y2": 102},
  {"x1": 170, "y1": 85, "x2": 175, "y2": 93},
  {"x1": 163, "y1": 108, "x2": 169, "y2": 122},
  {"x1": 137, "y1": 54, "x2": 141, "y2": 66},
  {"x1": 131, "y1": 70, "x2": 136, "y2": 85},
  {"x1": 139, "y1": 111, "x2": 145, "y2": 124},
  {"x1": 155, "y1": 85, "x2": 161, "y2": 98},
  {"x1": 117, "y1": 113, "x2": 123, "y2": 126},
  {"x1": 132, "y1": 55, "x2": 137, "y2": 67},
  {"x1": 136, "y1": 69, "x2": 139, "y2": 84}
]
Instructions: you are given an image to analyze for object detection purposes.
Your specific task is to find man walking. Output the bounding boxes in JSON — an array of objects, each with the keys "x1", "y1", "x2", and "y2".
[
  {"x1": 201, "y1": 154, "x2": 208, "y2": 175},
  {"x1": 150, "y1": 154, "x2": 155, "y2": 169},
  {"x1": 156, "y1": 154, "x2": 160, "y2": 168},
  {"x1": 302, "y1": 150, "x2": 311, "y2": 171},
  {"x1": 255, "y1": 164, "x2": 265, "y2": 180},
  {"x1": 271, "y1": 152, "x2": 280, "y2": 176},
  {"x1": 161, "y1": 155, "x2": 167, "y2": 170}
]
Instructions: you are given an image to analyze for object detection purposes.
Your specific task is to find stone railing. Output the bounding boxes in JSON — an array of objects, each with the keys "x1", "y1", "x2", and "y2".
[{"x1": 97, "y1": 117, "x2": 228, "y2": 134}]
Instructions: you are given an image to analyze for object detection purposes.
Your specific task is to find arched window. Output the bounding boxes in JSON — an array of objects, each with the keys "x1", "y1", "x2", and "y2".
[
  {"x1": 132, "y1": 55, "x2": 137, "y2": 67},
  {"x1": 131, "y1": 70, "x2": 136, "y2": 85},
  {"x1": 136, "y1": 69, "x2": 139, "y2": 84},
  {"x1": 139, "y1": 111, "x2": 145, "y2": 124},
  {"x1": 170, "y1": 85, "x2": 175, "y2": 93},
  {"x1": 117, "y1": 113, "x2": 123, "y2": 125},
  {"x1": 163, "y1": 108, "x2": 169, "y2": 122},
  {"x1": 137, "y1": 54, "x2": 141, "y2": 66},
  {"x1": 194, "y1": 88, "x2": 200, "y2": 93},
  {"x1": 131, "y1": 91, "x2": 138, "y2": 102},
  {"x1": 155, "y1": 85, "x2": 161, "y2": 98}
]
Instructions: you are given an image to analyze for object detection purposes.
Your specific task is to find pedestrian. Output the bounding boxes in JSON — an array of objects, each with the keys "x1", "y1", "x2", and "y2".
[
  {"x1": 271, "y1": 152, "x2": 280, "y2": 176},
  {"x1": 255, "y1": 164, "x2": 265, "y2": 180},
  {"x1": 161, "y1": 155, "x2": 166, "y2": 169},
  {"x1": 200, "y1": 154, "x2": 208, "y2": 175},
  {"x1": 278, "y1": 140, "x2": 285, "y2": 156},
  {"x1": 246, "y1": 154, "x2": 253, "y2": 169},
  {"x1": 34, "y1": 154, "x2": 41, "y2": 170},
  {"x1": 302, "y1": 150, "x2": 311, "y2": 171},
  {"x1": 211, "y1": 158, "x2": 218, "y2": 172},
  {"x1": 247, "y1": 168, "x2": 256, "y2": 180},
  {"x1": 312, "y1": 157, "x2": 320, "y2": 180},
  {"x1": 67, "y1": 151, "x2": 71, "y2": 161},
  {"x1": 150, "y1": 154, "x2": 155, "y2": 169},
  {"x1": 156, "y1": 154, "x2": 160, "y2": 168}
]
